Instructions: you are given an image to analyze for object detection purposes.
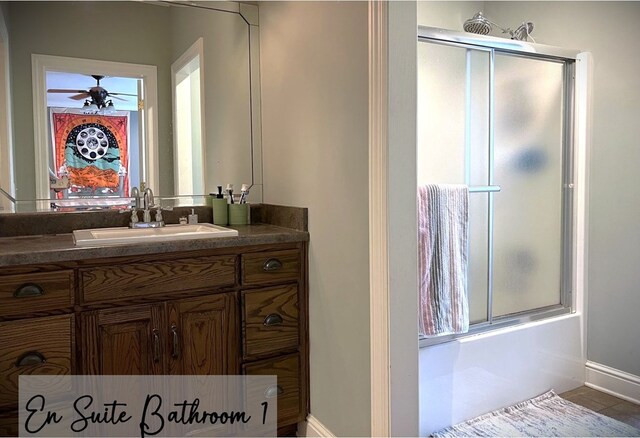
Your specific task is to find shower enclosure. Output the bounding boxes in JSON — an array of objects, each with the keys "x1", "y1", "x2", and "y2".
[{"x1": 418, "y1": 27, "x2": 580, "y2": 344}]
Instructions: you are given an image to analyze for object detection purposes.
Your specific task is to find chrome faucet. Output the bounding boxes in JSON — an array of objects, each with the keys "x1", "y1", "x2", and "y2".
[
  {"x1": 143, "y1": 188, "x2": 154, "y2": 211},
  {"x1": 130, "y1": 186, "x2": 141, "y2": 209},
  {"x1": 142, "y1": 188, "x2": 154, "y2": 223},
  {"x1": 126, "y1": 187, "x2": 168, "y2": 228}
]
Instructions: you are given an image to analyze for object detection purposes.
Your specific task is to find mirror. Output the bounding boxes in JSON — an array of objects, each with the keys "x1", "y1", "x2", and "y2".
[{"x1": 0, "y1": 0, "x2": 262, "y2": 213}]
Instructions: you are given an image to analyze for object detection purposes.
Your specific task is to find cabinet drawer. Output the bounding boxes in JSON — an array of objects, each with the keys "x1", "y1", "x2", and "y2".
[
  {"x1": 242, "y1": 285, "x2": 299, "y2": 358},
  {"x1": 0, "y1": 314, "x2": 74, "y2": 409},
  {"x1": 241, "y1": 250, "x2": 301, "y2": 286},
  {"x1": 0, "y1": 271, "x2": 74, "y2": 319},
  {"x1": 243, "y1": 354, "x2": 302, "y2": 427},
  {"x1": 80, "y1": 255, "x2": 236, "y2": 303}
]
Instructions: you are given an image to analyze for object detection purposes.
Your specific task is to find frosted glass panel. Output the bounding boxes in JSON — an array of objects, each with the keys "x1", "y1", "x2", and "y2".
[
  {"x1": 492, "y1": 54, "x2": 564, "y2": 317},
  {"x1": 417, "y1": 43, "x2": 489, "y2": 186},
  {"x1": 468, "y1": 50, "x2": 490, "y2": 187},
  {"x1": 468, "y1": 193, "x2": 488, "y2": 324}
]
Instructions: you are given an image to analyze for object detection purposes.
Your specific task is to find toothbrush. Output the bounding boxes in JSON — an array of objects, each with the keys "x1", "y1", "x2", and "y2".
[
  {"x1": 239, "y1": 184, "x2": 249, "y2": 204},
  {"x1": 226, "y1": 184, "x2": 234, "y2": 204}
]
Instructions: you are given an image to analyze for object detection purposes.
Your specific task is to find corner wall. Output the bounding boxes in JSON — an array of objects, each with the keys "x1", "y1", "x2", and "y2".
[
  {"x1": 484, "y1": 0, "x2": 640, "y2": 382},
  {"x1": 258, "y1": 2, "x2": 371, "y2": 436}
]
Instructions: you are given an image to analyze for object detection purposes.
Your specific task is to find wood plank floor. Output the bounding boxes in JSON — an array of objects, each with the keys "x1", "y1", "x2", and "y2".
[{"x1": 559, "y1": 386, "x2": 640, "y2": 429}]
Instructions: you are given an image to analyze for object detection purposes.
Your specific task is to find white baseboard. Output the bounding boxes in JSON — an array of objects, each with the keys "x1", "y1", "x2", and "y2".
[
  {"x1": 585, "y1": 361, "x2": 640, "y2": 404},
  {"x1": 298, "y1": 415, "x2": 335, "y2": 437}
]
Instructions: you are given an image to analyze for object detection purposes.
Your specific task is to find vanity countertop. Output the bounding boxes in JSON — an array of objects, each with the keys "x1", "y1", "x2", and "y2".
[{"x1": 0, "y1": 223, "x2": 309, "y2": 267}]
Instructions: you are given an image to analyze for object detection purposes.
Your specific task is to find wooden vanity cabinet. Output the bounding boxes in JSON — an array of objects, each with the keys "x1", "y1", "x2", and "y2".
[
  {"x1": 239, "y1": 248, "x2": 308, "y2": 434},
  {"x1": 0, "y1": 241, "x2": 308, "y2": 436},
  {"x1": 0, "y1": 266, "x2": 77, "y2": 437}
]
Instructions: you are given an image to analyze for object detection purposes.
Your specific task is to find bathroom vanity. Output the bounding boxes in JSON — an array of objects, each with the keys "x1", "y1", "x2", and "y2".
[{"x1": 0, "y1": 207, "x2": 309, "y2": 437}]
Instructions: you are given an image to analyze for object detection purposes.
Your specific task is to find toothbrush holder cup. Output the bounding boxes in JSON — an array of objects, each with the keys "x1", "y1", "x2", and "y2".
[{"x1": 228, "y1": 203, "x2": 249, "y2": 225}]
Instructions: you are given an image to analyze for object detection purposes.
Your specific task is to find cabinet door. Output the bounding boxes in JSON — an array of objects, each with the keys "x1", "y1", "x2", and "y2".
[
  {"x1": 81, "y1": 304, "x2": 165, "y2": 375},
  {"x1": 167, "y1": 293, "x2": 238, "y2": 375}
]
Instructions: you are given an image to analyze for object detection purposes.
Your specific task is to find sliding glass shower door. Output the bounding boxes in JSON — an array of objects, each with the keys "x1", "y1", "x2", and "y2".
[{"x1": 418, "y1": 37, "x2": 574, "y2": 333}]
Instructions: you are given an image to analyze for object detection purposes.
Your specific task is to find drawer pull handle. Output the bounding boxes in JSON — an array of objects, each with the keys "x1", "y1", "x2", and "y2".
[
  {"x1": 14, "y1": 283, "x2": 44, "y2": 298},
  {"x1": 263, "y1": 258, "x2": 283, "y2": 272},
  {"x1": 264, "y1": 384, "x2": 284, "y2": 399},
  {"x1": 263, "y1": 313, "x2": 284, "y2": 327},
  {"x1": 16, "y1": 351, "x2": 46, "y2": 367},
  {"x1": 171, "y1": 325, "x2": 180, "y2": 359},
  {"x1": 152, "y1": 329, "x2": 161, "y2": 363}
]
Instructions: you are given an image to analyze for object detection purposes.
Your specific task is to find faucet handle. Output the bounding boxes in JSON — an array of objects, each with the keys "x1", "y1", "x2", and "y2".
[
  {"x1": 154, "y1": 206, "x2": 172, "y2": 223},
  {"x1": 130, "y1": 209, "x2": 139, "y2": 224}
]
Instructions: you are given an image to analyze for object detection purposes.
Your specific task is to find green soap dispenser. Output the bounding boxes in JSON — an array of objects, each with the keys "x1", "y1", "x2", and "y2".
[{"x1": 212, "y1": 186, "x2": 228, "y2": 225}]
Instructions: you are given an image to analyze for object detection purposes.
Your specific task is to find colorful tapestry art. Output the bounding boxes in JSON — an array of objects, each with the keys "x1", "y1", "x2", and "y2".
[{"x1": 51, "y1": 109, "x2": 130, "y2": 197}]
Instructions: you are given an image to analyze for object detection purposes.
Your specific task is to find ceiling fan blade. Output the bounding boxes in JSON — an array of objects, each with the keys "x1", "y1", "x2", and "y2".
[
  {"x1": 108, "y1": 95, "x2": 128, "y2": 102},
  {"x1": 68, "y1": 93, "x2": 91, "y2": 100},
  {"x1": 47, "y1": 89, "x2": 88, "y2": 94},
  {"x1": 108, "y1": 92, "x2": 137, "y2": 97}
]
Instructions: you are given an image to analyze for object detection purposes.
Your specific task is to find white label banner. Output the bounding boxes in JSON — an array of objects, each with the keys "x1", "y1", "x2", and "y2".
[{"x1": 19, "y1": 375, "x2": 277, "y2": 437}]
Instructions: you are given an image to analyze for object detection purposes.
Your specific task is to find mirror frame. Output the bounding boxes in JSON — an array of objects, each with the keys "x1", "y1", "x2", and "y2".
[{"x1": 1, "y1": 0, "x2": 262, "y2": 211}]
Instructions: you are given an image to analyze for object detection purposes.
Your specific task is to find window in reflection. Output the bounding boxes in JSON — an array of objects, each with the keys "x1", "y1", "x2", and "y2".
[
  {"x1": 172, "y1": 39, "x2": 204, "y2": 196},
  {"x1": 46, "y1": 72, "x2": 143, "y2": 208}
]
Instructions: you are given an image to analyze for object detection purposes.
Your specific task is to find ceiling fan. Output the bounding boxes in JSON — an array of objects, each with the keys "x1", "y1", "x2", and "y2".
[{"x1": 47, "y1": 74, "x2": 137, "y2": 109}]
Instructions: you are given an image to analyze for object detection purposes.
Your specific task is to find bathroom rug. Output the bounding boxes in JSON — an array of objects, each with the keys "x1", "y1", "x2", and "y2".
[{"x1": 431, "y1": 390, "x2": 640, "y2": 437}]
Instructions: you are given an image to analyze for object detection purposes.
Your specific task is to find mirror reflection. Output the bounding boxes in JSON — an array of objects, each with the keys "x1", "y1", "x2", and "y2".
[{"x1": 0, "y1": 0, "x2": 262, "y2": 212}]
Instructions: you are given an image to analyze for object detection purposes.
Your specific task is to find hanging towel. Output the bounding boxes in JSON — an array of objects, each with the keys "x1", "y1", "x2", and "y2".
[{"x1": 418, "y1": 184, "x2": 469, "y2": 336}]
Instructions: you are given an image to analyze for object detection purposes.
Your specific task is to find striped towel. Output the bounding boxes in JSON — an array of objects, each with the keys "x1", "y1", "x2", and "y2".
[{"x1": 418, "y1": 184, "x2": 469, "y2": 336}]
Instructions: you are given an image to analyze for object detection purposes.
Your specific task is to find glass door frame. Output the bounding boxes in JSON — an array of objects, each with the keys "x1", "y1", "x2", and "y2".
[{"x1": 418, "y1": 27, "x2": 579, "y2": 346}]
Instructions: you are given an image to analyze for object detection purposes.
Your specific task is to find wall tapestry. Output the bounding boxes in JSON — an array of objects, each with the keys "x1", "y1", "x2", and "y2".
[{"x1": 50, "y1": 108, "x2": 130, "y2": 198}]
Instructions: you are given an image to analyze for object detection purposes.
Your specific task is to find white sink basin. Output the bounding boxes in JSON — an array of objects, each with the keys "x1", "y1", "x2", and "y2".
[{"x1": 73, "y1": 223, "x2": 238, "y2": 247}]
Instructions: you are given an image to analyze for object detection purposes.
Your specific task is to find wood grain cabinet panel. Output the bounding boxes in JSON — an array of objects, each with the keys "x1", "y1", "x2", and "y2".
[
  {"x1": 243, "y1": 354, "x2": 302, "y2": 428},
  {"x1": 242, "y1": 285, "x2": 299, "y2": 359},
  {"x1": 242, "y1": 250, "x2": 301, "y2": 286},
  {"x1": 167, "y1": 293, "x2": 238, "y2": 375},
  {"x1": 0, "y1": 410, "x2": 18, "y2": 437},
  {"x1": 80, "y1": 305, "x2": 165, "y2": 375},
  {"x1": 80, "y1": 255, "x2": 236, "y2": 303},
  {"x1": 0, "y1": 270, "x2": 74, "y2": 319},
  {"x1": 0, "y1": 315, "x2": 74, "y2": 409}
]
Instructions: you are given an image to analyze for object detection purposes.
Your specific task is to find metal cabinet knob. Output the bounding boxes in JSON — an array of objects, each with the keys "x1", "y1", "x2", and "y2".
[
  {"x1": 152, "y1": 329, "x2": 161, "y2": 363},
  {"x1": 16, "y1": 351, "x2": 46, "y2": 367},
  {"x1": 263, "y1": 313, "x2": 284, "y2": 327},
  {"x1": 171, "y1": 325, "x2": 180, "y2": 359},
  {"x1": 14, "y1": 283, "x2": 44, "y2": 298},
  {"x1": 264, "y1": 384, "x2": 284, "y2": 399},
  {"x1": 263, "y1": 258, "x2": 283, "y2": 272}
]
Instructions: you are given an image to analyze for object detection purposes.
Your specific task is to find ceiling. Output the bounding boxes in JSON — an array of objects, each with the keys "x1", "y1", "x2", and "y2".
[{"x1": 46, "y1": 72, "x2": 139, "y2": 112}]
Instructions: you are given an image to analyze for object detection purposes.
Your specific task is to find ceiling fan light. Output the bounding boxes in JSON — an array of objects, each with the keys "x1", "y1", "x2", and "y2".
[{"x1": 103, "y1": 100, "x2": 116, "y2": 114}]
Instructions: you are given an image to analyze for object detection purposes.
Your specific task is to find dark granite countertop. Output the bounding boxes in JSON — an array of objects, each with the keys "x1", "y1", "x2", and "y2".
[{"x1": 0, "y1": 224, "x2": 309, "y2": 267}]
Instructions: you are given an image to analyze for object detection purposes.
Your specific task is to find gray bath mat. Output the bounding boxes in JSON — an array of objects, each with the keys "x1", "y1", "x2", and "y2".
[{"x1": 431, "y1": 390, "x2": 640, "y2": 437}]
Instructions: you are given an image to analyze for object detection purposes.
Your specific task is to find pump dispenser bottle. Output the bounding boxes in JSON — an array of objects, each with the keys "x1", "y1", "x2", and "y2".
[{"x1": 212, "y1": 186, "x2": 228, "y2": 225}]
